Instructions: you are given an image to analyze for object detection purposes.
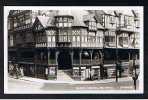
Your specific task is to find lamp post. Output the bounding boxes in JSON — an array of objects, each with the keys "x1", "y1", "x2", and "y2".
[{"x1": 115, "y1": 13, "x2": 122, "y2": 82}]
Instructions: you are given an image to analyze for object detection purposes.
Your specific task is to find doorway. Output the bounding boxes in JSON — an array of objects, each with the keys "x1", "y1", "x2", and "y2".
[{"x1": 57, "y1": 50, "x2": 72, "y2": 70}]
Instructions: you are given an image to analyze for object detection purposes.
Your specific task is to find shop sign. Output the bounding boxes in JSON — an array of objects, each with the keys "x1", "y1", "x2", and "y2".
[{"x1": 49, "y1": 67, "x2": 56, "y2": 76}]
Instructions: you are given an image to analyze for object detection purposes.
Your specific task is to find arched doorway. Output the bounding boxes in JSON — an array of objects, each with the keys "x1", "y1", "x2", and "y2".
[{"x1": 57, "y1": 50, "x2": 72, "y2": 70}]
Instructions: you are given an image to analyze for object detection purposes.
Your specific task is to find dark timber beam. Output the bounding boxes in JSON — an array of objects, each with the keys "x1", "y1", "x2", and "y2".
[
  {"x1": 70, "y1": 51, "x2": 74, "y2": 75},
  {"x1": 79, "y1": 50, "x2": 82, "y2": 78},
  {"x1": 47, "y1": 50, "x2": 50, "y2": 65}
]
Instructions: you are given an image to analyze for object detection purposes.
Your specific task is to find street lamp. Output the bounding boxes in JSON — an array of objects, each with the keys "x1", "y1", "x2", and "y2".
[{"x1": 115, "y1": 13, "x2": 122, "y2": 82}]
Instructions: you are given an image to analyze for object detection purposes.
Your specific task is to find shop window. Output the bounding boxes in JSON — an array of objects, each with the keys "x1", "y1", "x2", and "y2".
[
  {"x1": 73, "y1": 67, "x2": 80, "y2": 78},
  {"x1": 105, "y1": 31, "x2": 115, "y2": 46}
]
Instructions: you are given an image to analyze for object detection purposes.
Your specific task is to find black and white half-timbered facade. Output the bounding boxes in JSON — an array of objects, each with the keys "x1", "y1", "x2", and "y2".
[{"x1": 8, "y1": 10, "x2": 140, "y2": 80}]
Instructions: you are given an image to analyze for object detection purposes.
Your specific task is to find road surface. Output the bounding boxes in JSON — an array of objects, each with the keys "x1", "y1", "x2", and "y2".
[{"x1": 6, "y1": 77, "x2": 139, "y2": 93}]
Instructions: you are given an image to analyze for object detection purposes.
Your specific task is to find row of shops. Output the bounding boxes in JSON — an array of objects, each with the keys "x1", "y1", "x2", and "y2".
[{"x1": 8, "y1": 60, "x2": 138, "y2": 81}]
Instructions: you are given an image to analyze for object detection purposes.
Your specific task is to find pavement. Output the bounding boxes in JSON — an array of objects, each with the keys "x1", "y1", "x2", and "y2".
[
  {"x1": 17, "y1": 76, "x2": 133, "y2": 84},
  {"x1": 7, "y1": 76, "x2": 138, "y2": 93}
]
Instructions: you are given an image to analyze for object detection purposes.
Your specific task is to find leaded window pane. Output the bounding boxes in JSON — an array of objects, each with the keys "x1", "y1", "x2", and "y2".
[{"x1": 59, "y1": 23, "x2": 63, "y2": 27}]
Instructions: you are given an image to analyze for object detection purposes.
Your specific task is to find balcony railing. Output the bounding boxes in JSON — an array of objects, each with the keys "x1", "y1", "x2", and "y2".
[{"x1": 13, "y1": 23, "x2": 32, "y2": 31}]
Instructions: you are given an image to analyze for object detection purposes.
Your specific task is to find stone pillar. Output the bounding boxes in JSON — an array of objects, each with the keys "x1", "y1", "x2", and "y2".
[
  {"x1": 99, "y1": 50, "x2": 104, "y2": 79},
  {"x1": 56, "y1": 51, "x2": 59, "y2": 65},
  {"x1": 55, "y1": 51, "x2": 59, "y2": 79}
]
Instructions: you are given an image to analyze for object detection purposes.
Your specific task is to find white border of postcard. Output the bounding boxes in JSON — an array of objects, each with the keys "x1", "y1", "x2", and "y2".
[{"x1": 4, "y1": 6, "x2": 144, "y2": 94}]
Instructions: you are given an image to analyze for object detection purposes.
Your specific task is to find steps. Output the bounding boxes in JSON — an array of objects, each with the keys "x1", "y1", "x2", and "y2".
[{"x1": 57, "y1": 70, "x2": 73, "y2": 81}]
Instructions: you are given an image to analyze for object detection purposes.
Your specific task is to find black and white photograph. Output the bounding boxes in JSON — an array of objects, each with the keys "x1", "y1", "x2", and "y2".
[{"x1": 4, "y1": 6, "x2": 143, "y2": 94}]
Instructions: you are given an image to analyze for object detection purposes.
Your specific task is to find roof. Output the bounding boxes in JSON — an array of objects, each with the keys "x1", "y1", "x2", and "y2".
[
  {"x1": 97, "y1": 23, "x2": 104, "y2": 29},
  {"x1": 103, "y1": 10, "x2": 115, "y2": 15},
  {"x1": 57, "y1": 10, "x2": 73, "y2": 16},
  {"x1": 33, "y1": 10, "x2": 109, "y2": 28},
  {"x1": 36, "y1": 16, "x2": 55, "y2": 27},
  {"x1": 83, "y1": 14, "x2": 96, "y2": 22},
  {"x1": 71, "y1": 10, "x2": 88, "y2": 27},
  {"x1": 132, "y1": 10, "x2": 139, "y2": 17},
  {"x1": 116, "y1": 10, "x2": 134, "y2": 16}
]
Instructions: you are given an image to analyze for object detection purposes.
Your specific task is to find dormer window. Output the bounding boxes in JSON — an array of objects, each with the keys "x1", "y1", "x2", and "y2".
[
  {"x1": 124, "y1": 16, "x2": 133, "y2": 27},
  {"x1": 55, "y1": 16, "x2": 73, "y2": 28},
  {"x1": 88, "y1": 21, "x2": 97, "y2": 30},
  {"x1": 110, "y1": 16, "x2": 115, "y2": 24}
]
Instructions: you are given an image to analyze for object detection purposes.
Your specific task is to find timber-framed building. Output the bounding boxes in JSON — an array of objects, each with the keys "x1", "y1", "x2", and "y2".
[{"x1": 8, "y1": 10, "x2": 140, "y2": 80}]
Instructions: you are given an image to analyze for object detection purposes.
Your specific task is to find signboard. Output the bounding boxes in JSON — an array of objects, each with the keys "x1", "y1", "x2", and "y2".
[
  {"x1": 49, "y1": 67, "x2": 56, "y2": 76},
  {"x1": 107, "y1": 68, "x2": 116, "y2": 78},
  {"x1": 73, "y1": 67, "x2": 79, "y2": 78}
]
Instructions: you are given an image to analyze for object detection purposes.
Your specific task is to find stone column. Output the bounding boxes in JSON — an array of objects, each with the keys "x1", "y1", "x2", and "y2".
[
  {"x1": 55, "y1": 50, "x2": 59, "y2": 79},
  {"x1": 99, "y1": 50, "x2": 104, "y2": 79},
  {"x1": 55, "y1": 51, "x2": 59, "y2": 64}
]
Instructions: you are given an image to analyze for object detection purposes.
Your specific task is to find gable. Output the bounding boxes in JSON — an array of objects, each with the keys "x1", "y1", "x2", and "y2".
[{"x1": 33, "y1": 17, "x2": 44, "y2": 32}]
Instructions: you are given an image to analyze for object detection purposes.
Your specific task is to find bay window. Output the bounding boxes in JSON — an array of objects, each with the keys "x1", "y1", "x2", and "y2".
[
  {"x1": 89, "y1": 21, "x2": 97, "y2": 30},
  {"x1": 110, "y1": 16, "x2": 115, "y2": 24},
  {"x1": 118, "y1": 33, "x2": 128, "y2": 47},
  {"x1": 105, "y1": 31, "x2": 115, "y2": 46},
  {"x1": 25, "y1": 19, "x2": 31, "y2": 24},
  {"x1": 124, "y1": 16, "x2": 134, "y2": 29},
  {"x1": 55, "y1": 16, "x2": 73, "y2": 28}
]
